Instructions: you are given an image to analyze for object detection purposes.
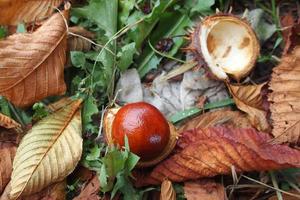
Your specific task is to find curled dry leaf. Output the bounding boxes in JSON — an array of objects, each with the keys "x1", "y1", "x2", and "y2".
[
  {"x1": 178, "y1": 109, "x2": 252, "y2": 133},
  {"x1": 160, "y1": 179, "x2": 176, "y2": 200},
  {"x1": 280, "y1": 14, "x2": 300, "y2": 55},
  {"x1": 0, "y1": 7, "x2": 69, "y2": 107},
  {"x1": 0, "y1": 0, "x2": 63, "y2": 25},
  {"x1": 73, "y1": 175, "x2": 101, "y2": 200},
  {"x1": 0, "y1": 113, "x2": 22, "y2": 134},
  {"x1": 10, "y1": 99, "x2": 83, "y2": 199},
  {"x1": 184, "y1": 179, "x2": 225, "y2": 200},
  {"x1": 227, "y1": 83, "x2": 270, "y2": 132},
  {"x1": 269, "y1": 47, "x2": 300, "y2": 144},
  {"x1": 68, "y1": 26, "x2": 95, "y2": 52},
  {"x1": 134, "y1": 127, "x2": 300, "y2": 186}
]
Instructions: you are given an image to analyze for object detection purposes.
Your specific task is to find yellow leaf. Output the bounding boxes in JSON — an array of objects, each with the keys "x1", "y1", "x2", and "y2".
[
  {"x1": 227, "y1": 83, "x2": 270, "y2": 132},
  {"x1": 0, "y1": 6, "x2": 69, "y2": 107},
  {"x1": 0, "y1": 0, "x2": 63, "y2": 25},
  {"x1": 160, "y1": 179, "x2": 176, "y2": 200},
  {"x1": 10, "y1": 99, "x2": 83, "y2": 199}
]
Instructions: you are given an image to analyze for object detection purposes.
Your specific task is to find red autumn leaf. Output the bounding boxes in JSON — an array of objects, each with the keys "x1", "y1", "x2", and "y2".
[
  {"x1": 184, "y1": 179, "x2": 226, "y2": 200},
  {"x1": 73, "y1": 175, "x2": 101, "y2": 200},
  {"x1": 134, "y1": 127, "x2": 300, "y2": 186}
]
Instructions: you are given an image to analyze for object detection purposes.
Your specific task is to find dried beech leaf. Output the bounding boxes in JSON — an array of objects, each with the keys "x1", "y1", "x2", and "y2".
[
  {"x1": 178, "y1": 109, "x2": 251, "y2": 133},
  {"x1": 134, "y1": 127, "x2": 300, "y2": 186},
  {"x1": 0, "y1": 9, "x2": 69, "y2": 107},
  {"x1": 0, "y1": 0, "x2": 63, "y2": 25},
  {"x1": 68, "y1": 26, "x2": 94, "y2": 52},
  {"x1": 160, "y1": 179, "x2": 176, "y2": 200},
  {"x1": 47, "y1": 97, "x2": 74, "y2": 112},
  {"x1": 184, "y1": 179, "x2": 225, "y2": 200},
  {"x1": 0, "y1": 142, "x2": 16, "y2": 194},
  {"x1": 73, "y1": 175, "x2": 101, "y2": 200},
  {"x1": 227, "y1": 83, "x2": 270, "y2": 132},
  {"x1": 10, "y1": 99, "x2": 83, "y2": 199},
  {"x1": 0, "y1": 113, "x2": 20, "y2": 129},
  {"x1": 269, "y1": 47, "x2": 300, "y2": 144}
]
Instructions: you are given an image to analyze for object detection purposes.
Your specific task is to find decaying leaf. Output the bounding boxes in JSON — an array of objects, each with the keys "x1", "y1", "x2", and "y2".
[
  {"x1": 134, "y1": 127, "x2": 300, "y2": 186},
  {"x1": 269, "y1": 47, "x2": 300, "y2": 144},
  {"x1": 0, "y1": 0, "x2": 63, "y2": 25},
  {"x1": 280, "y1": 14, "x2": 300, "y2": 55},
  {"x1": 68, "y1": 26, "x2": 95, "y2": 52},
  {"x1": 160, "y1": 179, "x2": 176, "y2": 200},
  {"x1": 73, "y1": 175, "x2": 101, "y2": 200},
  {"x1": 0, "y1": 142, "x2": 16, "y2": 194},
  {"x1": 10, "y1": 99, "x2": 83, "y2": 199},
  {"x1": 0, "y1": 7, "x2": 69, "y2": 107},
  {"x1": 184, "y1": 179, "x2": 226, "y2": 200},
  {"x1": 178, "y1": 109, "x2": 251, "y2": 133},
  {"x1": 227, "y1": 83, "x2": 270, "y2": 132},
  {"x1": 268, "y1": 190, "x2": 300, "y2": 200}
]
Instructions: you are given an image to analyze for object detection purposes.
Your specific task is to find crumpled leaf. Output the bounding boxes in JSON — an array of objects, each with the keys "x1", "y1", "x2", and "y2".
[
  {"x1": 269, "y1": 47, "x2": 300, "y2": 144},
  {"x1": 134, "y1": 127, "x2": 300, "y2": 186},
  {"x1": 73, "y1": 175, "x2": 101, "y2": 200},
  {"x1": 227, "y1": 83, "x2": 270, "y2": 132},
  {"x1": 184, "y1": 179, "x2": 225, "y2": 200},
  {"x1": 116, "y1": 67, "x2": 228, "y2": 118},
  {"x1": 0, "y1": 7, "x2": 69, "y2": 107},
  {"x1": 10, "y1": 99, "x2": 83, "y2": 199},
  {"x1": 160, "y1": 179, "x2": 176, "y2": 200},
  {"x1": 178, "y1": 109, "x2": 252, "y2": 133},
  {"x1": 0, "y1": 0, "x2": 63, "y2": 25}
]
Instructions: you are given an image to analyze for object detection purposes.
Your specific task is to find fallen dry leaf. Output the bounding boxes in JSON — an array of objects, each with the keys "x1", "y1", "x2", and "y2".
[
  {"x1": 160, "y1": 179, "x2": 176, "y2": 200},
  {"x1": 0, "y1": 0, "x2": 63, "y2": 25},
  {"x1": 269, "y1": 47, "x2": 300, "y2": 144},
  {"x1": 227, "y1": 83, "x2": 270, "y2": 132},
  {"x1": 68, "y1": 26, "x2": 94, "y2": 52},
  {"x1": 134, "y1": 127, "x2": 300, "y2": 186},
  {"x1": 178, "y1": 109, "x2": 252, "y2": 133},
  {"x1": 280, "y1": 14, "x2": 300, "y2": 55},
  {"x1": 1, "y1": 181, "x2": 66, "y2": 200},
  {"x1": 268, "y1": 190, "x2": 300, "y2": 200},
  {"x1": 0, "y1": 6, "x2": 69, "y2": 107},
  {"x1": 0, "y1": 113, "x2": 22, "y2": 134},
  {"x1": 0, "y1": 142, "x2": 16, "y2": 194},
  {"x1": 73, "y1": 175, "x2": 101, "y2": 200},
  {"x1": 10, "y1": 99, "x2": 83, "y2": 199},
  {"x1": 184, "y1": 179, "x2": 226, "y2": 200}
]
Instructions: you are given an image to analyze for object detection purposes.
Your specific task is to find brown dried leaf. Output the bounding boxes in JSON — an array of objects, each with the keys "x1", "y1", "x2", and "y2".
[
  {"x1": 268, "y1": 190, "x2": 300, "y2": 200},
  {"x1": 160, "y1": 179, "x2": 176, "y2": 200},
  {"x1": 1, "y1": 181, "x2": 66, "y2": 200},
  {"x1": 73, "y1": 175, "x2": 101, "y2": 200},
  {"x1": 269, "y1": 47, "x2": 300, "y2": 144},
  {"x1": 280, "y1": 14, "x2": 300, "y2": 55},
  {"x1": 227, "y1": 83, "x2": 270, "y2": 132},
  {"x1": 0, "y1": 113, "x2": 22, "y2": 134},
  {"x1": 134, "y1": 127, "x2": 300, "y2": 186},
  {"x1": 0, "y1": 142, "x2": 16, "y2": 194},
  {"x1": 0, "y1": 8, "x2": 69, "y2": 107},
  {"x1": 184, "y1": 179, "x2": 226, "y2": 200},
  {"x1": 0, "y1": 0, "x2": 63, "y2": 25},
  {"x1": 178, "y1": 109, "x2": 251, "y2": 133}
]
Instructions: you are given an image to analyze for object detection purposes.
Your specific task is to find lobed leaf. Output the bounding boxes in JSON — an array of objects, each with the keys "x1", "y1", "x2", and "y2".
[
  {"x1": 134, "y1": 127, "x2": 300, "y2": 186},
  {"x1": 10, "y1": 99, "x2": 83, "y2": 199},
  {"x1": 269, "y1": 47, "x2": 300, "y2": 144},
  {"x1": 0, "y1": 8, "x2": 69, "y2": 107}
]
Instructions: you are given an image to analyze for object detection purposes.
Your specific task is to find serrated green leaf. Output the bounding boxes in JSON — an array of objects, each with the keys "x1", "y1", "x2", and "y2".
[
  {"x1": 117, "y1": 42, "x2": 136, "y2": 71},
  {"x1": 32, "y1": 102, "x2": 49, "y2": 121},
  {"x1": 119, "y1": 0, "x2": 136, "y2": 26},
  {"x1": 71, "y1": 51, "x2": 86, "y2": 68},
  {"x1": 99, "y1": 165, "x2": 108, "y2": 189},
  {"x1": 82, "y1": 96, "x2": 99, "y2": 131},
  {"x1": 0, "y1": 26, "x2": 6, "y2": 39},
  {"x1": 125, "y1": 152, "x2": 139, "y2": 172}
]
